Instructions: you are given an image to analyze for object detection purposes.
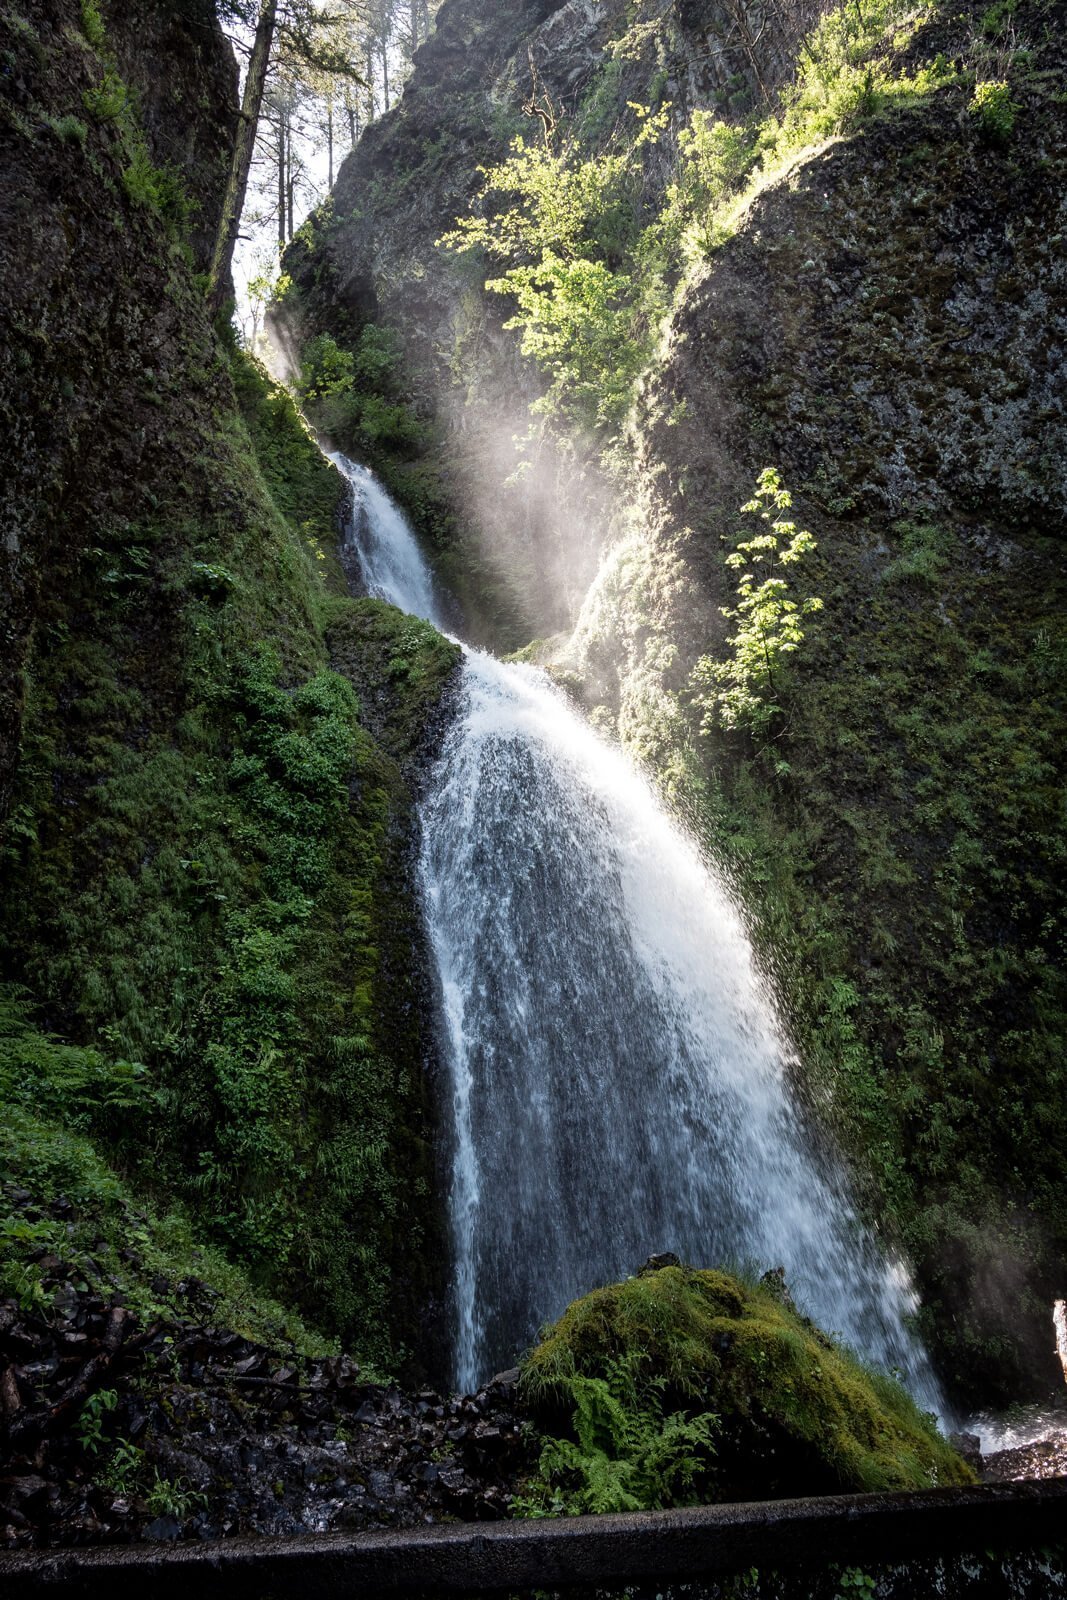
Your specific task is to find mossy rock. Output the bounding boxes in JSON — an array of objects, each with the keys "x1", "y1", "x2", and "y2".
[
  {"x1": 520, "y1": 1266, "x2": 975, "y2": 1510},
  {"x1": 327, "y1": 599, "x2": 462, "y2": 767}
]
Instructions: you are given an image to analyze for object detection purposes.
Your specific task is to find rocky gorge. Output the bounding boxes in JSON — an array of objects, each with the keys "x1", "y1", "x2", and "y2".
[{"x1": 1, "y1": 0, "x2": 1066, "y2": 1581}]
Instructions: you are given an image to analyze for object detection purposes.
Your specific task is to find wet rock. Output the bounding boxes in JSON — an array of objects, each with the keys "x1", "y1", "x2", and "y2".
[
  {"x1": 984, "y1": 1434, "x2": 1067, "y2": 1483},
  {"x1": 0, "y1": 1189, "x2": 534, "y2": 1551},
  {"x1": 144, "y1": 1515, "x2": 182, "y2": 1541},
  {"x1": 642, "y1": 1252, "x2": 681, "y2": 1272},
  {"x1": 949, "y1": 1431, "x2": 983, "y2": 1471}
]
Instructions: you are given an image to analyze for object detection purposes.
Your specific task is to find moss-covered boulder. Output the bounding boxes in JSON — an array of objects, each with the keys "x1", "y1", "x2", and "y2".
[
  {"x1": 519, "y1": 1265, "x2": 975, "y2": 1513},
  {"x1": 327, "y1": 599, "x2": 462, "y2": 768}
]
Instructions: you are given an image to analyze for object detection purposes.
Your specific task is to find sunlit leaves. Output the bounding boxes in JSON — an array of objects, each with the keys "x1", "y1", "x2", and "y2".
[{"x1": 692, "y1": 469, "x2": 823, "y2": 742}]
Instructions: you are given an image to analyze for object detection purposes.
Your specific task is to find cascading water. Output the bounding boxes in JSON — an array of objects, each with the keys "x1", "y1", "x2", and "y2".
[
  {"x1": 333, "y1": 452, "x2": 944, "y2": 1415},
  {"x1": 331, "y1": 452, "x2": 441, "y2": 623}
]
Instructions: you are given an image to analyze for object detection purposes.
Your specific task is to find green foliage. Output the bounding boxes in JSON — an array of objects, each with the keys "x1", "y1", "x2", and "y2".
[
  {"x1": 1, "y1": 336, "x2": 451, "y2": 1371},
  {"x1": 297, "y1": 327, "x2": 427, "y2": 453},
  {"x1": 677, "y1": 511, "x2": 1067, "y2": 1402},
  {"x1": 980, "y1": 0, "x2": 1016, "y2": 35},
  {"x1": 96, "y1": 1439, "x2": 145, "y2": 1497},
  {"x1": 300, "y1": 332, "x2": 356, "y2": 400},
  {"x1": 440, "y1": 127, "x2": 662, "y2": 436},
  {"x1": 439, "y1": 0, "x2": 955, "y2": 448},
  {"x1": 661, "y1": 113, "x2": 759, "y2": 260},
  {"x1": 879, "y1": 519, "x2": 953, "y2": 585},
  {"x1": 969, "y1": 79, "x2": 1019, "y2": 140},
  {"x1": 122, "y1": 151, "x2": 193, "y2": 230},
  {"x1": 190, "y1": 559, "x2": 237, "y2": 597},
  {"x1": 145, "y1": 1469, "x2": 204, "y2": 1521},
  {"x1": 0, "y1": 1212, "x2": 59, "y2": 1311},
  {"x1": 48, "y1": 113, "x2": 88, "y2": 145},
  {"x1": 692, "y1": 469, "x2": 823, "y2": 740},
  {"x1": 836, "y1": 1570, "x2": 878, "y2": 1598},
  {"x1": 75, "y1": 1389, "x2": 119, "y2": 1455},
  {"x1": 490, "y1": 251, "x2": 649, "y2": 434},
  {"x1": 518, "y1": 1351, "x2": 719, "y2": 1515},
  {"x1": 80, "y1": 57, "x2": 192, "y2": 233},
  {"x1": 0, "y1": 987, "x2": 159, "y2": 1139},
  {"x1": 521, "y1": 1267, "x2": 974, "y2": 1511},
  {"x1": 82, "y1": 66, "x2": 130, "y2": 124},
  {"x1": 79, "y1": 0, "x2": 105, "y2": 48}
]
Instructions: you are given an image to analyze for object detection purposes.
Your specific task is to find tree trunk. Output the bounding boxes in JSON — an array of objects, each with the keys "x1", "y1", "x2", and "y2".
[
  {"x1": 410, "y1": 0, "x2": 419, "y2": 52},
  {"x1": 327, "y1": 95, "x2": 334, "y2": 189},
  {"x1": 382, "y1": 36, "x2": 390, "y2": 111},
  {"x1": 277, "y1": 112, "x2": 287, "y2": 250},
  {"x1": 208, "y1": 0, "x2": 278, "y2": 312}
]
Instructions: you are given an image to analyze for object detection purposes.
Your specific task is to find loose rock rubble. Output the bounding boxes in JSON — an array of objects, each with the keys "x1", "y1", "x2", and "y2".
[{"x1": 0, "y1": 1198, "x2": 531, "y2": 1549}]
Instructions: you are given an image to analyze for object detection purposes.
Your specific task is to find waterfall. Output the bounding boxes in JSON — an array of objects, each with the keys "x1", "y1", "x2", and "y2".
[
  {"x1": 331, "y1": 453, "x2": 442, "y2": 623},
  {"x1": 332, "y1": 453, "x2": 944, "y2": 1414}
]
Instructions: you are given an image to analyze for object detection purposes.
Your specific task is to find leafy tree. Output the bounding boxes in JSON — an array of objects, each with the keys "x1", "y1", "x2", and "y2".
[
  {"x1": 692, "y1": 469, "x2": 823, "y2": 741},
  {"x1": 439, "y1": 116, "x2": 668, "y2": 437}
]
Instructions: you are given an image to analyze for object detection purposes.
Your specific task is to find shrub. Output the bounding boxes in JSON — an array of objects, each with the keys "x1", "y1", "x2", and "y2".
[
  {"x1": 80, "y1": 0, "x2": 105, "y2": 47},
  {"x1": 83, "y1": 68, "x2": 130, "y2": 124},
  {"x1": 980, "y1": 0, "x2": 1016, "y2": 37},
  {"x1": 299, "y1": 333, "x2": 356, "y2": 401},
  {"x1": 692, "y1": 469, "x2": 823, "y2": 741},
  {"x1": 49, "y1": 114, "x2": 88, "y2": 146},
  {"x1": 969, "y1": 80, "x2": 1018, "y2": 141}
]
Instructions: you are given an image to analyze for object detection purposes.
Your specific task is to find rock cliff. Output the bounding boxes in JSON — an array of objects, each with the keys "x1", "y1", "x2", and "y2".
[
  {"x1": 284, "y1": 0, "x2": 1067, "y2": 1404},
  {"x1": 0, "y1": 0, "x2": 456, "y2": 1381}
]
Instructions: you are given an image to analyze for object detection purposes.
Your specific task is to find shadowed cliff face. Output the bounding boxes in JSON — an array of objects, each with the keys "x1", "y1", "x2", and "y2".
[
  {"x1": 0, "y1": 0, "x2": 236, "y2": 829},
  {"x1": 0, "y1": 0, "x2": 461, "y2": 1377},
  {"x1": 104, "y1": 0, "x2": 237, "y2": 275},
  {"x1": 572, "y1": 32, "x2": 1067, "y2": 1401}
]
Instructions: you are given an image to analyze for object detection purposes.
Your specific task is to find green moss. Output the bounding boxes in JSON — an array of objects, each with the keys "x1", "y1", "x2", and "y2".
[
  {"x1": 326, "y1": 599, "x2": 461, "y2": 764},
  {"x1": 0, "y1": 989, "x2": 334, "y2": 1354},
  {"x1": 230, "y1": 349, "x2": 349, "y2": 599},
  {"x1": 520, "y1": 1266, "x2": 974, "y2": 1512},
  {"x1": 0, "y1": 321, "x2": 452, "y2": 1373},
  {"x1": 682, "y1": 509, "x2": 1067, "y2": 1402}
]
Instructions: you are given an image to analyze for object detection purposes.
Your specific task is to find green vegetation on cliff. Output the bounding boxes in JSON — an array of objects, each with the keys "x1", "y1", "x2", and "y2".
[
  {"x1": 0, "y1": 0, "x2": 459, "y2": 1377},
  {"x1": 1, "y1": 342, "x2": 456, "y2": 1370},
  {"x1": 280, "y1": 0, "x2": 1066, "y2": 1405},
  {"x1": 518, "y1": 1265, "x2": 974, "y2": 1514},
  {"x1": 438, "y1": 0, "x2": 961, "y2": 445}
]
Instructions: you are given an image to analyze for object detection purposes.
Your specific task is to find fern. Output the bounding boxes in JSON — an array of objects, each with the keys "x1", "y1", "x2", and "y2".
[{"x1": 517, "y1": 1353, "x2": 719, "y2": 1516}]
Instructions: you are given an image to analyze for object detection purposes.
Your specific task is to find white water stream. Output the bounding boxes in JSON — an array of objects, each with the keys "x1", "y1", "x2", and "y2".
[{"x1": 333, "y1": 454, "x2": 944, "y2": 1413}]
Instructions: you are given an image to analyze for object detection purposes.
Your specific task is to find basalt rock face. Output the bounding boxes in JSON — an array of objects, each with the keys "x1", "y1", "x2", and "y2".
[
  {"x1": 0, "y1": 1, "x2": 454, "y2": 1380},
  {"x1": 0, "y1": 0, "x2": 236, "y2": 830},
  {"x1": 104, "y1": 0, "x2": 237, "y2": 275},
  {"x1": 572, "y1": 24, "x2": 1067, "y2": 1401}
]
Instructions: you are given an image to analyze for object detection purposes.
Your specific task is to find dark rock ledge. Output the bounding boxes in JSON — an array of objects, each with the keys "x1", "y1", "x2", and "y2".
[{"x1": 0, "y1": 1193, "x2": 529, "y2": 1550}]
